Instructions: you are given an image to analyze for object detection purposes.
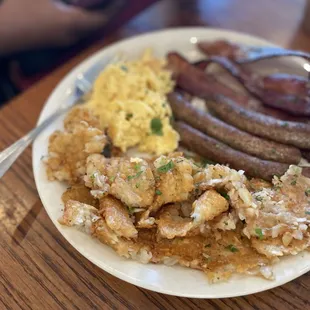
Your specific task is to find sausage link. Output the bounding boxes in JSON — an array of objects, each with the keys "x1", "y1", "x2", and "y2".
[
  {"x1": 175, "y1": 121, "x2": 290, "y2": 181},
  {"x1": 207, "y1": 95, "x2": 310, "y2": 149},
  {"x1": 168, "y1": 92, "x2": 301, "y2": 164}
]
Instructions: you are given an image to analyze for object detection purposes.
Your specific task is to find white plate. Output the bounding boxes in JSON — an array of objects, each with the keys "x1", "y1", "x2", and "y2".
[{"x1": 33, "y1": 27, "x2": 310, "y2": 298}]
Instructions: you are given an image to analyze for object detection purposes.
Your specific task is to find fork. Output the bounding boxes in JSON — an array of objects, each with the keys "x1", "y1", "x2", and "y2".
[
  {"x1": 0, "y1": 55, "x2": 120, "y2": 179},
  {"x1": 236, "y1": 45, "x2": 310, "y2": 64}
]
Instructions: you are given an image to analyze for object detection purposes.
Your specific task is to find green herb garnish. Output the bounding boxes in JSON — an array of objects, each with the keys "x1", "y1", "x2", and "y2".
[
  {"x1": 205, "y1": 244, "x2": 211, "y2": 248},
  {"x1": 128, "y1": 206, "x2": 135, "y2": 215},
  {"x1": 255, "y1": 228, "x2": 264, "y2": 240},
  {"x1": 155, "y1": 189, "x2": 162, "y2": 195},
  {"x1": 157, "y1": 160, "x2": 175, "y2": 173},
  {"x1": 127, "y1": 170, "x2": 143, "y2": 181},
  {"x1": 109, "y1": 176, "x2": 116, "y2": 182},
  {"x1": 281, "y1": 122, "x2": 289, "y2": 127},
  {"x1": 217, "y1": 190, "x2": 229, "y2": 200},
  {"x1": 226, "y1": 244, "x2": 238, "y2": 253},
  {"x1": 150, "y1": 118, "x2": 163, "y2": 136},
  {"x1": 305, "y1": 189, "x2": 310, "y2": 197},
  {"x1": 291, "y1": 180, "x2": 297, "y2": 185},
  {"x1": 134, "y1": 163, "x2": 141, "y2": 171},
  {"x1": 255, "y1": 196, "x2": 263, "y2": 201},
  {"x1": 135, "y1": 183, "x2": 140, "y2": 189},
  {"x1": 120, "y1": 65, "x2": 128, "y2": 72},
  {"x1": 126, "y1": 113, "x2": 133, "y2": 120},
  {"x1": 305, "y1": 211, "x2": 310, "y2": 215}
]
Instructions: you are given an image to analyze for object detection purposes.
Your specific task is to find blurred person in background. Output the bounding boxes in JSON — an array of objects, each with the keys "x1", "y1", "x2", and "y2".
[
  {"x1": 0, "y1": 0, "x2": 110, "y2": 55},
  {"x1": 0, "y1": 0, "x2": 159, "y2": 104}
]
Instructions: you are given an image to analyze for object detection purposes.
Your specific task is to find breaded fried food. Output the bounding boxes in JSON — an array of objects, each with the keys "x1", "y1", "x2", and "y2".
[
  {"x1": 99, "y1": 196, "x2": 138, "y2": 239},
  {"x1": 64, "y1": 106, "x2": 101, "y2": 131},
  {"x1": 192, "y1": 189, "x2": 228, "y2": 224},
  {"x1": 45, "y1": 109, "x2": 106, "y2": 184},
  {"x1": 138, "y1": 154, "x2": 195, "y2": 228},
  {"x1": 62, "y1": 184, "x2": 98, "y2": 207},
  {"x1": 59, "y1": 200, "x2": 100, "y2": 234},
  {"x1": 85, "y1": 154, "x2": 155, "y2": 208},
  {"x1": 243, "y1": 166, "x2": 310, "y2": 241}
]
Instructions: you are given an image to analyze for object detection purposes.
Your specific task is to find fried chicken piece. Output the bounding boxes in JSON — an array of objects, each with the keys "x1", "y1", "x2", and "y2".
[
  {"x1": 192, "y1": 190, "x2": 229, "y2": 224},
  {"x1": 138, "y1": 154, "x2": 195, "y2": 227},
  {"x1": 60, "y1": 199, "x2": 152, "y2": 263},
  {"x1": 45, "y1": 116, "x2": 106, "y2": 184},
  {"x1": 85, "y1": 154, "x2": 155, "y2": 208},
  {"x1": 93, "y1": 219, "x2": 153, "y2": 263},
  {"x1": 194, "y1": 164, "x2": 258, "y2": 222},
  {"x1": 157, "y1": 190, "x2": 228, "y2": 239},
  {"x1": 62, "y1": 184, "x2": 98, "y2": 208},
  {"x1": 64, "y1": 106, "x2": 101, "y2": 131},
  {"x1": 157, "y1": 204, "x2": 193, "y2": 239},
  {"x1": 59, "y1": 200, "x2": 100, "y2": 234},
  {"x1": 99, "y1": 196, "x2": 137, "y2": 239}
]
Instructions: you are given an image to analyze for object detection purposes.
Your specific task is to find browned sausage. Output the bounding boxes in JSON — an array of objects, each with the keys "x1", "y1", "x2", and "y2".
[
  {"x1": 168, "y1": 92, "x2": 301, "y2": 164},
  {"x1": 175, "y1": 121, "x2": 290, "y2": 181},
  {"x1": 207, "y1": 95, "x2": 310, "y2": 149}
]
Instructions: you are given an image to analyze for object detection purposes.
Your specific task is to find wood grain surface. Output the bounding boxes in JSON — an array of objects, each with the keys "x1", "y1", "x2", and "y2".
[{"x1": 1, "y1": 0, "x2": 310, "y2": 309}]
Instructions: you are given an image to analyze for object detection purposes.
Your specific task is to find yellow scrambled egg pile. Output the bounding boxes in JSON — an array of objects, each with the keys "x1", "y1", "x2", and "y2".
[{"x1": 86, "y1": 50, "x2": 179, "y2": 155}]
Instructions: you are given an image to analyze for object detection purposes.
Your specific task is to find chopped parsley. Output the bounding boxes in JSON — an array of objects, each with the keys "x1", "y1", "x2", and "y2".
[
  {"x1": 90, "y1": 173, "x2": 95, "y2": 180},
  {"x1": 109, "y1": 176, "x2": 116, "y2": 182},
  {"x1": 226, "y1": 244, "x2": 238, "y2": 252},
  {"x1": 126, "y1": 113, "x2": 133, "y2": 120},
  {"x1": 135, "y1": 183, "x2": 140, "y2": 189},
  {"x1": 150, "y1": 118, "x2": 163, "y2": 136},
  {"x1": 217, "y1": 190, "x2": 229, "y2": 201},
  {"x1": 134, "y1": 163, "x2": 141, "y2": 171},
  {"x1": 157, "y1": 160, "x2": 175, "y2": 173},
  {"x1": 128, "y1": 206, "x2": 135, "y2": 215},
  {"x1": 281, "y1": 122, "x2": 289, "y2": 127},
  {"x1": 305, "y1": 211, "x2": 310, "y2": 215},
  {"x1": 255, "y1": 228, "x2": 264, "y2": 240},
  {"x1": 305, "y1": 189, "x2": 310, "y2": 197},
  {"x1": 205, "y1": 244, "x2": 211, "y2": 248},
  {"x1": 155, "y1": 189, "x2": 162, "y2": 195},
  {"x1": 255, "y1": 196, "x2": 263, "y2": 201},
  {"x1": 120, "y1": 65, "x2": 128, "y2": 72},
  {"x1": 127, "y1": 170, "x2": 143, "y2": 181},
  {"x1": 291, "y1": 180, "x2": 297, "y2": 185}
]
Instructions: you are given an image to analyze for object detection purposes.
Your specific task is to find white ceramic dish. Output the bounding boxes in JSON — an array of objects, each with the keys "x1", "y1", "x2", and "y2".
[{"x1": 33, "y1": 27, "x2": 310, "y2": 298}]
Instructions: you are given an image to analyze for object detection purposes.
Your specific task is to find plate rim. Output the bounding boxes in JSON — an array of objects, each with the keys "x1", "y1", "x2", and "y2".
[{"x1": 32, "y1": 26, "x2": 310, "y2": 298}]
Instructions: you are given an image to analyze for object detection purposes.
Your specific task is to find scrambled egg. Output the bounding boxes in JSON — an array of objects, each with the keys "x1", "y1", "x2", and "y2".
[{"x1": 86, "y1": 49, "x2": 179, "y2": 155}]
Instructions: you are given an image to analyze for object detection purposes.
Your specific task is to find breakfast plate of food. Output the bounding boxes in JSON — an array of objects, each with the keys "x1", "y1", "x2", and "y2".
[{"x1": 32, "y1": 27, "x2": 310, "y2": 298}]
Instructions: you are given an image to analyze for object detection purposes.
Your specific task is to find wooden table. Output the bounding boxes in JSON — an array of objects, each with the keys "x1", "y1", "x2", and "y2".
[{"x1": 1, "y1": 0, "x2": 310, "y2": 309}]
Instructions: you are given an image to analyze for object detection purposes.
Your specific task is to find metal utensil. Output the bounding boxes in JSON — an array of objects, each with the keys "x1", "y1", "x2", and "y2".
[
  {"x1": 236, "y1": 46, "x2": 310, "y2": 64},
  {"x1": 0, "y1": 54, "x2": 120, "y2": 178}
]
